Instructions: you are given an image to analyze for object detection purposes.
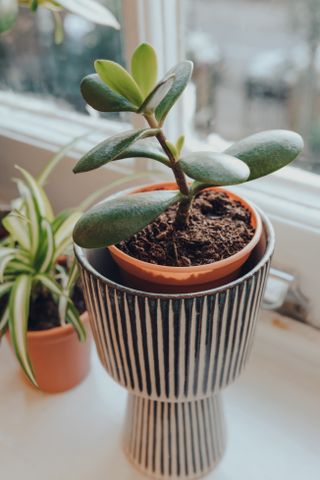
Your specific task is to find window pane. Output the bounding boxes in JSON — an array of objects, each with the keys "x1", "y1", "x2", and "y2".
[
  {"x1": 0, "y1": 0, "x2": 123, "y2": 119},
  {"x1": 186, "y1": 0, "x2": 320, "y2": 173}
]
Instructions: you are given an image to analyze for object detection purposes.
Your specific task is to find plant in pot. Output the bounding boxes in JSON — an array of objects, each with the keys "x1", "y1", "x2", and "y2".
[
  {"x1": 0, "y1": 146, "x2": 93, "y2": 393},
  {"x1": 73, "y1": 43, "x2": 304, "y2": 478},
  {"x1": 0, "y1": 139, "x2": 149, "y2": 393}
]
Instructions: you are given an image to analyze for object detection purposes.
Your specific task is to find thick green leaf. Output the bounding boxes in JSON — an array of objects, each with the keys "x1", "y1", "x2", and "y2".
[
  {"x1": 73, "y1": 190, "x2": 182, "y2": 248},
  {"x1": 113, "y1": 139, "x2": 170, "y2": 166},
  {"x1": 176, "y1": 135, "x2": 185, "y2": 156},
  {"x1": 9, "y1": 275, "x2": 37, "y2": 387},
  {"x1": 80, "y1": 74, "x2": 138, "y2": 113},
  {"x1": 180, "y1": 152, "x2": 250, "y2": 185},
  {"x1": 155, "y1": 61, "x2": 193, "y2": 123},
  {"x1": 131, "y1": 43, "x2": 158, "y2": 97},
  {"x1": 73, "y1": 128, "x2": 159, "y2": 173},
  {"x1": 138, "y1": 75, "x2": 175, "y2": 114},
  {"x1": 225, "y1": 130, "x2": 304, "y2": 181},
  {"x1": 95, "y1": 60, "x2": 143, "y2": 107},
  {"x1": 57, "y1": 0, "x2": 120, "y2": 29},
  {"x1": 15, "y1": 179, "x2": 40, "y2": 257}
]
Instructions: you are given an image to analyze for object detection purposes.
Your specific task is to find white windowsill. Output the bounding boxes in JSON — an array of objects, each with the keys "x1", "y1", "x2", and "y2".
[{"x1": 0, "y1": 311, "x2": 319, "y2": 480}]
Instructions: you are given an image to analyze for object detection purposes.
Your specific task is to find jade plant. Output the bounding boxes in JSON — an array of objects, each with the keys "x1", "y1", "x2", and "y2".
[{"x1": 73, "y1": 43, "x2": 304, "y2": 249}]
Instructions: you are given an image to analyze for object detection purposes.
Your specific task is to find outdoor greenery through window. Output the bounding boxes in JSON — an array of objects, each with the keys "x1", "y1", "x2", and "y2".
[
  {"x1": 186, "y1": 0, "x2": 320, "y2": 173},
  {"x1": 0, "y1": 0, "x2": 124, "y2": 118}
]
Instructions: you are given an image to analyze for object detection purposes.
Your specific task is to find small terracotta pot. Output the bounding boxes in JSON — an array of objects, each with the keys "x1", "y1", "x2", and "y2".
[
  {"x1": 108, "y1": 183, "x2": 263, "y2": 293},
  {"x1": 7, "y1": 312, "x2": 91, "y2": 393}
]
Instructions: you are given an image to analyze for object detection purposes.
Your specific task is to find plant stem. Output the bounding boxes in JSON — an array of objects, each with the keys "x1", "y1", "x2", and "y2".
[{"x1": 144, "y1": 114, "x2": 189, "y2": 197}]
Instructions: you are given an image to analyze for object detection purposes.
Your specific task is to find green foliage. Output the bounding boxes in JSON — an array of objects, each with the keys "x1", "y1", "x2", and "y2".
[
  {"x1": 138, "y1": 75, "x2": 175, "y2": 114},
  {"x1": 155, "y1": 61, "x2": 193, "y2": 124},
  {"x1": 225, "y1": 130, "x2": 304, "y2": 181},
  {"x1": 0, "y1": 157, "x2": 88, "y2": 386},
  {"x1": 95, "y1": 60, "x2": 143, "y2": 107},
  {"x1": 73, "y1": 128, "x2": 159, "y2": 173},
  {"x1": 131, "y1": 43, "x2": 158, "y2": 97},
  {"x1": 80, "y1": 74, "x2": 139, "y2": 113},
  {"x1": 1, "y1": 0, "x2": 119, "y2": 36},
  {"x1": 73, "y1": 191, "x2": 182, "y2": 248},
  {"x1": 1, "y1": 139, "x2": 154, "y2": 386},
  {"x1": 180, "y1": 152, "x2": 250, "y2": 185},
  {"x1": 75, "y1": 42, "x2": 304, "y2": 249}
]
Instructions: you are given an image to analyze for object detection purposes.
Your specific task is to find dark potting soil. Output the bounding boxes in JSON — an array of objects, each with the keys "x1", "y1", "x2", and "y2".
[
  {"x1": 118, "y1": 190, "x2": 255, "y2": 267},
  {"x1": 28, "y1": 283, "x2": 85, "y2": 331}
]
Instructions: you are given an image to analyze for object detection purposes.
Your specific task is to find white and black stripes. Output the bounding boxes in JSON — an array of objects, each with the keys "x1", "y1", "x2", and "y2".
[
  {"x1": 79, "y1": 259, "x2": 271, "y2": 401},
  {"x1": 124, "y1": 394, "x2": 225, "y2": 479},
  {"x1": 75, "y1": 210, "x2": 275, "y2": 479}
]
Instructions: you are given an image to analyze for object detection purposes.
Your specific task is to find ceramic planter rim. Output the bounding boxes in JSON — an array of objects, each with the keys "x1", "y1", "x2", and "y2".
[{"x1": 74, "y1": 205, "x2": 275, "y2": 300}]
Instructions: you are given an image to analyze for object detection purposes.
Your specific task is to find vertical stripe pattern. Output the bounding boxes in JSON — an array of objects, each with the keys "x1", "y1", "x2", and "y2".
[
  {"x1": 78, "y1": 258, "x2": 271, "y2": 401},
  {"x1": 124, "y1": 393, "x2": 225, "y2": 479},
  {"x1": 75, "y1": 210, "x2": 274, "y2": 479}
]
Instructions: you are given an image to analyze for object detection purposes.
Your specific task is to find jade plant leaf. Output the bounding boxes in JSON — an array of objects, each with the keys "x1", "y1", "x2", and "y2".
[
  {"x1": 95, "y1": 60, "x2": 143, "y2": 107},
  {"x1": 155, "y1": 61, "x2": 193, "y2": 123},
  {"x1": 73, "y1": 190, "x2": 182, "y2": 248},
  {"x1": 73, "y1": 128, "x2": 159, "y2": 173},
  {"x1": 115, "y1": 139, "x2": 170, "y2": 166},
  {"x1": 81, "y1": 74, "x2": 138, "y2": 112},
  {"x1": 131, "y1": 43, "x2": 158, "y2": 97},
  {"x1": 180, "y1": 152, "x2": 250, "y2": 185},
  {"x1": 138, "y1": 75, "x2": 175, "y2": 114},
  {"x1": 225, "y1": 130, "x2": 304, "y2": 181}
]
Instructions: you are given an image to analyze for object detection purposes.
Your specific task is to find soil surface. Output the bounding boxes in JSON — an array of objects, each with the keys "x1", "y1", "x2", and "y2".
[
  {"x1": 118, "y1": 190, "x2": 255, "y2": 267},
  {"x1": 28, "y1": 283, "x2": 85, "y2": 331}
]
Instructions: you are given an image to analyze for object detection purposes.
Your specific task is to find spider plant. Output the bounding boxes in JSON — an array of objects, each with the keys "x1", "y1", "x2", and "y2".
[{"x1": 0, "y1": 138, "x2": 146, "y2": 387}]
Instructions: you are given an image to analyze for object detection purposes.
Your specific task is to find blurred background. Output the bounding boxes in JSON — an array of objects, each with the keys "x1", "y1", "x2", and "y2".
[{"x1": 1, "y1": 0, "x2": 320, "y2": 174}]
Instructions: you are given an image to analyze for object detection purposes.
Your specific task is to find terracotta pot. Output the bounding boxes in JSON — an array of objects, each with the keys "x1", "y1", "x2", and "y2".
[
  {"x1": 108, "y1": 183, "x2": 263, "y2": 293},
  {"x1": 75, "y1": 208, "x2": 275, "y2": 479},
  {"x1": 7, "y1": 312, "x2": 91, "y2": 393}
]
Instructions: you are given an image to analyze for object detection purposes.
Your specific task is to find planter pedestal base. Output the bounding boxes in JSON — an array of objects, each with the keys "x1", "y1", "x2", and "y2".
[
  {"x1": 75, "y1": 208, "x2": 274, "y2": 480},
  {"x1": 123, "y1": 394, "x2": 225, "y2": 480}
]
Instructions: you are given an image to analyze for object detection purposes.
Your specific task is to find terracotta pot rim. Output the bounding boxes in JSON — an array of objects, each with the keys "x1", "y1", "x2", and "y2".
[
  {"x1": 108, "y1": 185, "x2": 262, "y2": 274},
  {"x1": 26, "y1": 311, "x2": 89, "y2": 341},
  {"x1": 74, "y1": 207, "x2": 275, "y2": 300}
]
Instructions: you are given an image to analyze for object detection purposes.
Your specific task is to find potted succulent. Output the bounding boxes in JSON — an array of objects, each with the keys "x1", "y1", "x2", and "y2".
[{"x1": 73, "y1": 43, "x2": 303, "y2": 478}]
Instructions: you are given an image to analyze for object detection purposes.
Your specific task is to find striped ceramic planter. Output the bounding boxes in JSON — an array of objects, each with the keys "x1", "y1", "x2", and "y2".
[{"x1": 74, "y1": 208, "x2": 274, "y2": 480}]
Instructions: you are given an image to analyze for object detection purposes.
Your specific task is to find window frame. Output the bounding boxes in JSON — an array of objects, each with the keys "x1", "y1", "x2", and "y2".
[{"x1": 0, "y1": 0, "x2": 319, "y2": 326}]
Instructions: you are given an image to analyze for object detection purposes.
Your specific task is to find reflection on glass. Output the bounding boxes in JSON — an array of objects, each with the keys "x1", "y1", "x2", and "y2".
[
  {"x1": 0, "y1": 0, "x2": 123, "y2": 118},
  {"x1": 187, "y1": 0, "x2": 320, "y2": 173}
]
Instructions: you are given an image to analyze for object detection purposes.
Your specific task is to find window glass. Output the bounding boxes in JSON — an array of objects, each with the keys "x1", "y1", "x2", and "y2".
[
  {"x1": 186, "y1": 0, "x2": 320, "y2": 173},
  {"x1": 0, "y1": 0, "x2": 123, "y2": 118}
]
